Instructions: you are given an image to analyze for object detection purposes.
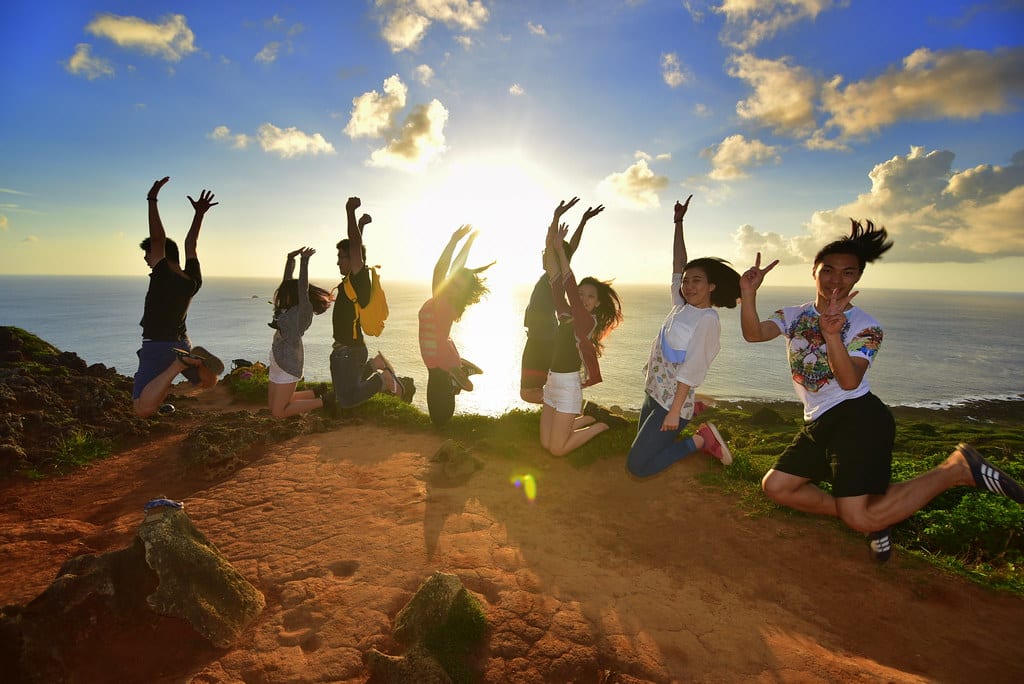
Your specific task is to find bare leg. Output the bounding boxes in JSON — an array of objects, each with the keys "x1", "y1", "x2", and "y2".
[
  {"x1": 269, "y1": 380, "x2": 324, "y2": 418},
  {"x1": 573, "y1": 414, "x2": 597, "y2": 429},
  {"x1": 762, "y1": 469, "x2": 840, "y2": 517},
  {"x1": 546, "y1": 410, "x2": 609, "y2": 457},
  {"x1": 134, "y1": 359, "x2": 190, "y2": 417},
  {"x1": 836, "y1": 450, "x2": 975, "y2": 532}
]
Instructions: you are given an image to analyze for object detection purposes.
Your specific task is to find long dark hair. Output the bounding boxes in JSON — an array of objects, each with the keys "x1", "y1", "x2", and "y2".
[
  {"x1": 579, "y1": 276, "x2": 623, "y2": 357},
  {"x1": 269, "y1": 280, "x2": 333, "y2": 328},
  {"x1": 814, "y1": 219, "x2": 893, "y2": 272},
  {"x1": 683, "y1": 257, "x2": 742, "y2": 308}
]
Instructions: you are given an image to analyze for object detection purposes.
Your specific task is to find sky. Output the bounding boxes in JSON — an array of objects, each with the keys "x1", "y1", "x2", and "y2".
[{"x1": 2, "y1": 0, "x2": 1023, "y2": 292}]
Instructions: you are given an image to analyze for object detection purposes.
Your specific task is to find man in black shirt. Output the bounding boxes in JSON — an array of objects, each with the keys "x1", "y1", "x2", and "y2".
[{"x1": 132, "y1": 176, "x2": 223, "y2": 417}]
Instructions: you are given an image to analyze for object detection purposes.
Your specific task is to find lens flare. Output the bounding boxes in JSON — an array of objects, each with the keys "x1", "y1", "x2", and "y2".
[{"x1": 510, "y1": 473, "x2": 537, "y2": 502}]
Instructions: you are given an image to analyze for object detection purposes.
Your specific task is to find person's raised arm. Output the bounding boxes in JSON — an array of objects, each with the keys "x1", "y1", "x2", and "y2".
[
  {"x1": 283, "y1": 247, "x2": 302, "y2": 280},
  {"x1": 345, "y1": 196, "x2": 369, "y2": 274},
  {"x1": 433, "y1": 225, "x2": 472, "y2": 295},
  {"x1": 184, "y1": 189, "x2": 218, "y2": 260},
  {"x1": 672, "y1": 195, "x2": 692, "y2": 274},
  {"x1": 739, "y1": 253, "x2": 782, "y2": 343},
  {"x1": 297, "y1": 247, "x2": 315, "y2": 316},
  {"x1": 568, "y1": 204, "x2": 603, "y2": 260},
  {"x1": 449, "y1": 226, "x2": 477, "y2": 275},
  {"x1": 146, "y1": 176, "x2": 170, "y2": 263}
]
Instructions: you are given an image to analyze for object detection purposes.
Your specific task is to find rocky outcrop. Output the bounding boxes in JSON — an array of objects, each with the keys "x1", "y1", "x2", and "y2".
[
  {"x1": 0, "y1": 327, "x2": 150, "y2": 476},
  {"x1": 366, "y1": 571, "x2": 488, "y2": 684},
  {"x1": 0, "y1": 502, "x2": 264, "y2": 683}
]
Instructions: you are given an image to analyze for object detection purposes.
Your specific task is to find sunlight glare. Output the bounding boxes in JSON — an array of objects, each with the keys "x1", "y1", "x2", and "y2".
[{"x1": 411, "y1": 151, "x2": 556, "y2": 294}]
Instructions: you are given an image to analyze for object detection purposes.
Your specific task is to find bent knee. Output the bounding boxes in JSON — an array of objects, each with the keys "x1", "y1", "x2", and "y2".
[
  {"x1": 836, "y1": 509, "x2": 879, "y2": 533},
  {"x1": 760, "y1": 470, "x2": 787, "y2": 499}
]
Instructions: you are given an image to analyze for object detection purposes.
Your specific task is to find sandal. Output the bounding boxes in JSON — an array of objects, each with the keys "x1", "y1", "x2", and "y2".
[{"x1": 173, "y1": 346, "x2": 224, "y2": 375}]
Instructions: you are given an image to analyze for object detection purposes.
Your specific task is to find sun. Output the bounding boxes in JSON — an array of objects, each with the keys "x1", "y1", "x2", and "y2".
[{"x1": 408, "y1": 150, "x2": 559, "y2": 293}]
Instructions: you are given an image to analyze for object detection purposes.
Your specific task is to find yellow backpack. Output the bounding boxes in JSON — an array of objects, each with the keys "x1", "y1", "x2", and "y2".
[{"x1": 343, "y1": 267, "x2": 389, "y2": 337}]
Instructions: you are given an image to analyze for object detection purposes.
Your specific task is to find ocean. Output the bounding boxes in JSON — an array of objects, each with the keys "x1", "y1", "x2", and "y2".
[{"x1": 2, "y1": 275, "x2": 1022, "y2": 417}]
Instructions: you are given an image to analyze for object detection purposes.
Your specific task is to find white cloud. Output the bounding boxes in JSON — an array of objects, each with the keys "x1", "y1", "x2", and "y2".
[
  {"x1": 527, "y1": 21, "x2": 547, "y2": 36},
  {"x1": 661, "y1": 52, "x2": 688, "y2": 88},
  {"x1": 454, "y1": 35, "x2": 473, "y2": 50},
  {"x1": 208, "y1": 125, "x2": 252, "y2": 149},
  {"x1": 85, "y1": 13, "x2": 197, "y2": 61},
  {"x1": 717, "y1": 0, "x2": 837, "y2": 50},
  {"x1": 509, "y1": 83, "x2": 524, "y2": 96},
  {"x1": 734, "y1": 146, "x2": 1024, "y2": 265},
  {"x1": 21, "y1": 235, "x2": 39, "y2": 243},
  {"x1": 368, "y1": 99, "x2": 449, "y2": 171},
  {"x1": 377, "y1": 0, "x2": 490, "y2": 52},
  {"x1": 344, "y1": 74, "x2": 409, "y2": 139},
  {"x1": 820, "y1": 47, "x2": 1024, "y2": 140},
  {"x1": 598, "y1": 159, "x2": 670, "y2": 209},
  {"x1": 693, "y1": 103, "x2": 710, "y2": 117},
  {"x1": 702, "y1": 134, "x2": 780, "y2": 180},
  {"x1": 413, "y1": 64, "x2": 434, "y2": 85},
  {"x1": 729, "y1": 53, "x2": 817, "y2": 137},
  {"x1": 255, "y1": 41, "x2": 281, "y2": 64},
  {"x1": 257, "y1": 123, "x2": 335, "y2": 159},
  {"x1": 64, "y1": 43, "x2": 114, "y2": 79}
]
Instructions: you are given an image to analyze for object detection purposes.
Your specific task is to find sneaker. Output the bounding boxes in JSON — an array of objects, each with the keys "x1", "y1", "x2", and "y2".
[
  {"x1": 174, "y1": 346, "x2": 224, "y2": 376},
  {"x1": 460, "y1": 359, "x2": 483, "y2": 376},
  {"x1": 868, "y1": 527, "x2": 893, "y2": 563},
  {"x1": 158, "y1": 403, "x2": 175, "y2": 416},
  {"x1": 956, "y1": 443, "x2": 1024, "y2": 504},
  {"x1": 399, "y1": 376, "x2": 416, "y2": 403},
  {"x1": 319, "y1": 391, "x2": 340, "y2": 418},
  {"x1": 695, "y1": 422, "x2": 732, "y2": 465},
  {"x1": 582, "y1": 401, "x2": 613, "y2": 423}
]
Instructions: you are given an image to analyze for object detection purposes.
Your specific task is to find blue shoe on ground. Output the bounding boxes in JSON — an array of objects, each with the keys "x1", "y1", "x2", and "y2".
[
  {"x1": 957, "y1": 443, "x2": 1024, "y2": 504},
  {"x1": 868, "y1": 527, "x2": 893, "y2": 563}
]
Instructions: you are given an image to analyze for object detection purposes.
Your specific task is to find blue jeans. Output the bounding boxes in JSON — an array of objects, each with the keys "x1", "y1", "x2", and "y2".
[
  {"x1": 626, "y1": 393, "x2": 699, "y2": 478},
  {"x1": 330, "y1": 345, "x2": 383, "y2": 408}
]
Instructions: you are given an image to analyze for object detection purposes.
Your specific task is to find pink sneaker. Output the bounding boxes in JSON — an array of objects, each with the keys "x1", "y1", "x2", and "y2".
[{"x1": 696, "y1": 423, "x2": 732, "y2": 465}]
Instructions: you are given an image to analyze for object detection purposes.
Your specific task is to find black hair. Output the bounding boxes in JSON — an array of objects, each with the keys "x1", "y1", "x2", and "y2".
[
  {"x1": 336, "y1": 238, "x2": 368, "y2": 261},
  {"x1": 269, "y1": 279, "x2": 333, "y2": 328},
  {"x1": 683, "y1": 257, "x2": 742, "y2": 308},
  {"x1": 814, "y1": 219, "x2": 893, "y2": 272},
  {"x1": 140, "y1": 237, "x2": 179, "y2": 264},
  {"x1": 578, "y1": 276, "x2": 623, "y2": 357},
  {"x1": 442, "y1": 268, "x2": 490, "y2": 321}
]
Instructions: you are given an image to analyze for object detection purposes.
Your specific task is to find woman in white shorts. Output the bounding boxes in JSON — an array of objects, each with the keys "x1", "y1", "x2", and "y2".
[
  {"x1": 268, "y1": 247, "x2": 334, "y2": 417},
  {"x1": 539, "y1": 198, "x2": 622, "y2": 456}
]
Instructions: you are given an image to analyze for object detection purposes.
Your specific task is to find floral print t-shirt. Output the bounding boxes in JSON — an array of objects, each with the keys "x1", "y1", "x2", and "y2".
[{"x1": 769, "y1": 302, "x2": 883, "y2": 421}]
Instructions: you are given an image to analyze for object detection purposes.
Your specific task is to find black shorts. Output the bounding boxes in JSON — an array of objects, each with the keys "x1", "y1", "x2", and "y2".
[
  {"x1": 773, "y1": 393, "x2": 895, "y2": 497},
  {"x1": 520, "y1": 336, "x2": 553, "y2": 390}
]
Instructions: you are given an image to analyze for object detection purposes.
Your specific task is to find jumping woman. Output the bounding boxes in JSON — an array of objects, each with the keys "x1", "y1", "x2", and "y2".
[
  {"x1": 268, "y1": 247, "x2": 334, "y2": 418},
  {"x1": 418, "y1": 225, "x2": 494, "y2": 426},
  {"x1": 539, "y1": 197, "x2": 623, "y2": 457},
  {"x1": 626, "y1": 195, "x2": 741, "y2": 478}
]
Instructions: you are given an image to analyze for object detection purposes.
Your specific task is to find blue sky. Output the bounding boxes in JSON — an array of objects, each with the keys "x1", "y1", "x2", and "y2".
[{"x1": 2, "y1": 1, "x2": 1023, "y2": 292}]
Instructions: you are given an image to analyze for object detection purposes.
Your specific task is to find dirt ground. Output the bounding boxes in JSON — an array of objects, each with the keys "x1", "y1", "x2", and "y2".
[{"x1": 2, "y1": 386, "x2": 1023, "y2": 683}]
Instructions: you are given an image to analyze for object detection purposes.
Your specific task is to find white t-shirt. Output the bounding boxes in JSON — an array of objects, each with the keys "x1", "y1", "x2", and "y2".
[
  {"x1": 769, "y1": 302, "x2": 883, "y2": 421},
  {"x1": 643, "y1": 272, "x2": 721, "y2": 419}
]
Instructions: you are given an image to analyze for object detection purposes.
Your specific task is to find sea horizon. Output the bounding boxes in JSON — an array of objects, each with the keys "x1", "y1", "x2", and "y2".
[{"x1": 2, "y1": 274, "x2": 1022, "y2": 416}]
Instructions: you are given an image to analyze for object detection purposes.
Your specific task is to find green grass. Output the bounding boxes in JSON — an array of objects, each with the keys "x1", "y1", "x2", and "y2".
[{"x1": 22, "y1": 430, "x2": 112, "y2": 478}]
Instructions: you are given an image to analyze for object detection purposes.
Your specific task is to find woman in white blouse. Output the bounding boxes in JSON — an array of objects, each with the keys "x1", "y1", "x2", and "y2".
[{"x1": 626, "y1": 195, "x2": 741, "y2": 477}]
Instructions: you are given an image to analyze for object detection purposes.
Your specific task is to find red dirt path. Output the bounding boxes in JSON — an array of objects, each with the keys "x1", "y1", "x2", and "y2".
[{"x1": 2, "y1": 387, "x2": 1023, "y2": 683}]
